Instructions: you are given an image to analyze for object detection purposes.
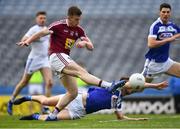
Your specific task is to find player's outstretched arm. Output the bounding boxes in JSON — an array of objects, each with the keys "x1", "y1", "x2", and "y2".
[
  {"x1": 17, "y1": 27, "x2": 53, "y2": 47},
  {"x1": 148, "y1": 35, "x2": 179, "y2": 48},
  {"x1": 115, "y1": 111, "x2": 148, "y2": 121},
  {"x1": 144, "y1": 81, "x2": 168, "y2": 90}
]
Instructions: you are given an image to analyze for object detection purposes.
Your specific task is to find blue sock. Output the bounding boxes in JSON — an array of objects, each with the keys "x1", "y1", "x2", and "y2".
[
  {"x1": 32, "y1": 114, "x2": 40, "y2": 120},
  {"x1": 25, "y1": 95, "x2": 32, "y2": 101}
]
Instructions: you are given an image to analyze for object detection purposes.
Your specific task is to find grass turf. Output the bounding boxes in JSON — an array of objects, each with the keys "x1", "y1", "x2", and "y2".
[{"x1": 0, "y1": 114, "x2": 180, "y2": 128}]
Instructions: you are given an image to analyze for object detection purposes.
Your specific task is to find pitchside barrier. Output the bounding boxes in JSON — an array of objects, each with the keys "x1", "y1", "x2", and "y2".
[{"x1": 0, "y1": 77, "x2": 180, "y2": 115}]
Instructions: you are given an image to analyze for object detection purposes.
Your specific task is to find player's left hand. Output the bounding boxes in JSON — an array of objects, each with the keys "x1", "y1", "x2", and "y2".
[
  {"x1": 16, "y1": 41, "x2": 29, "y2": 47},
  {"x1": 86, "y1": 42, "x2": 94, "y2": 51},
  {"x1": 155, "y1": 81, "x2": 168, "y2": 90}
]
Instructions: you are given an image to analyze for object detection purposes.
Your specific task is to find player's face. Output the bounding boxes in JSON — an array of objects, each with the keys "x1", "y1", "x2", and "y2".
[
  {"x1": 159, "y1": 8, "x2": 171, "y2": 24},
  {"x1": 36, "y1": 15, "x2": 47, "y2": 26},
  {"x1": 68, "y1": 15, "x2": 81, "y2": 27}
]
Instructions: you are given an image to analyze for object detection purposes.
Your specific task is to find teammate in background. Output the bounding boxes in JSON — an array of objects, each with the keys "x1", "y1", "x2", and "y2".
[
  {"x1": 7, "y1": 11, "x2": 53, "y2": 115},
  {"x1": 14, "y1": 81, "x2": 168, "y2": 121},
  {"x1": 17, "y1": 6, "x2": 126, "y2": 120},
  {"x1": 142, "y1": 3, "x2": 180, "y2": 82}
]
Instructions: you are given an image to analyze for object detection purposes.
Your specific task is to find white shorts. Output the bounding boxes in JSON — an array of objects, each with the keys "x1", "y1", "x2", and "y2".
[
  {"x1": 49, "y1": 53, "x2": 74, "y2": 78},
  {"x1": 28, "y1": 84, "x2": 43, "y2": 95},
  {"x1": 142, "y1": 58, "x2": 175, "y2": 78},
  {"x1": 25, "y1": 56, "x2": 50, "y2": 74},
  {"x1": 60, "y1": 94, "x2": 86, "y2": 119}
]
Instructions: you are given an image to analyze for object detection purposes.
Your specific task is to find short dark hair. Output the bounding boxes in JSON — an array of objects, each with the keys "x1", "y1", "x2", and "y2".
[
  {"x1": 160, "y1": 3, "x2": 171, "y2": 11},
  {"x1": 36, "y1": 11, "x2": 47, "y2": 17},
  {"x1": 68, "y1": 6, "x2": 82, "y2": 16}
]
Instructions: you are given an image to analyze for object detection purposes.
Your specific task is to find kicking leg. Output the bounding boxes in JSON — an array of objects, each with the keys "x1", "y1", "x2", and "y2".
[{"x1": 62, "y1": 62, "x2": 126, "y2": 92}]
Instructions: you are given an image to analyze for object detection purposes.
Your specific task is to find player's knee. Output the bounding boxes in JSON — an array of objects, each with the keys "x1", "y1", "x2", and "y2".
[
  {"x1": 78, "y1": 69, "x2": 88, "y2": 78},
  {"x1": 41, "y1": 96, "x2": 49, "y2": 105}
]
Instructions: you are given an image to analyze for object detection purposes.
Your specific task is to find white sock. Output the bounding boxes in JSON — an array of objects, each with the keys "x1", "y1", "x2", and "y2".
[
  {"x1": 100, "y1": 81, "x2": 112, "y2": 88},
  {"x1": 11, "y1": 97, "x2": 15, "y2": 102}
]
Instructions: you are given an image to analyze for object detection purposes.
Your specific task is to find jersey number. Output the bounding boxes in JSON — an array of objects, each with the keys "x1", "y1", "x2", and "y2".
[{"x1": 65, "y1": 38, "x2": 75, "y2": 49}]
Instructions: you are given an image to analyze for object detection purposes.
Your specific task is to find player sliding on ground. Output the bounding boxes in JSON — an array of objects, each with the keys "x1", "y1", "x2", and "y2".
[{"x1": 14, "y1": 81, "x2": 168, "y2": 121}]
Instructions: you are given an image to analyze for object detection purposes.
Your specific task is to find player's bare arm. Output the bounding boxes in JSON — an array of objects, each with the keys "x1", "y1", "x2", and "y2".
[
  {"x1": 20, "y1": 36, "x2": 29, "y2": 42},
  {"x1": 124, "y1": 81, "x2": 168, "y2": 96},
  {"x1": 144, "y1": 81, "x2": 168, "y2": 90},
  {"x1": 174, "y1": 33, "x2": 180, "y2": 39},
  {"x1": 115, "y1": 111, "x2": 148, "y2": 121},
  {"x1": 76, "y1": 36, "x2": 94, "y2": 51},
  {"x1": 17, "y1": 27, "x2": 53, "y2": 47},
  {"x1": 148, "y1": 35, "x2": 179, "y2": 48}
]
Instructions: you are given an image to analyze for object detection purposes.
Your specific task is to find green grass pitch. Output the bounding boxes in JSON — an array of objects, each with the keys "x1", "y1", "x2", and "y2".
[{"x1": 0, "y1": 114, "x2": 180, "y2": 129}]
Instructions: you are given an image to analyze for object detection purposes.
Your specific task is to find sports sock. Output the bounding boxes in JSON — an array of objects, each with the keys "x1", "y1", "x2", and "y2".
[
  {"x1": 99, "y1": 80, "x2": 112, "y2": 88},
  {"x1": 52, "y1": 107, "x2": 60, "y2": 115},
  {"x1": 25, "y1": 95, "x2": 32, "y2": 101},
  {"x1": 11, "y1": 97, "x2": 15, "y2": 102},
  {"x1": 46, "y1": 107, "x2": 59, "y2": 121},
  {"x1": 13, "y1": 96, "x2": 32, "y2": 105},
  {"x1": 32, "y1": 114, "x2": 40, "y2": 120}
]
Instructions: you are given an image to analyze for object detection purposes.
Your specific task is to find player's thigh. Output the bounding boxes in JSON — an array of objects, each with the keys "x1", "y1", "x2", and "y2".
[
  {"x1": 40, "y1": 67, "x2": 53, "y2": 83},
  {"x1": 45, "y1": 95, "x2": 62, "y2": 106},
  {"x1": 57, "y1": 109, "x2": 72, "y2": 120},
  {"x1": 62, "y1": 61, "x2": 87, "y2": 77},
  {"x1": 166, "y1": 62, "x2": 180, "y2": 77},
  {"x1": 61, "y1": 74, "x2": 78, "y2": 93}
]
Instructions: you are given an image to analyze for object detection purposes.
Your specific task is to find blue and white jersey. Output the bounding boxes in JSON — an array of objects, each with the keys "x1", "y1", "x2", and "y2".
[
  {"x1": 145, "y1": 18, "x2": 180, "y2": 62},
  {"x1": 85, "y1": 87, "x2": 123, "y2": 114}
]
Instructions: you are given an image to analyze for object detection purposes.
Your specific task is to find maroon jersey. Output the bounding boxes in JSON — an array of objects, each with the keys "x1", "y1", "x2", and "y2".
[{"x1": 48, "y1": 19, "x2": 86, "y2": 55}]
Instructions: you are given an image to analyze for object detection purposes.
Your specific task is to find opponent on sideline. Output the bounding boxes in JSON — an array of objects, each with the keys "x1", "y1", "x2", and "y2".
[
  {"x1": 142, "y1": 3, "x2": 180, "y2": 82},
  {"x1": 14, "y1": 81, "x2": 168, "y2": 121}
]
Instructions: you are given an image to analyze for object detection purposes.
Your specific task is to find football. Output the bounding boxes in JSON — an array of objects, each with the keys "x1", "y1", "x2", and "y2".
[{"x1": 129, "y1": 73, "x2": 145, "y2": 88}]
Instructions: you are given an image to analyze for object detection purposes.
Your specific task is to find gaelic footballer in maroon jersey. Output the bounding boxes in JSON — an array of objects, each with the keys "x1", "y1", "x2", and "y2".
[{"x1": 16, "y1": 6, "x2": 126, "y2": 121}]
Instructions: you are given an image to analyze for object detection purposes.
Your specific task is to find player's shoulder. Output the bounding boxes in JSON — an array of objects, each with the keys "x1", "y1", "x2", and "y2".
[
  {"x1": 48, "y1": 19, "x2": 66, "y2": 29},
  {"x1": 77, "y1": 25, "x2": 85, "y2": 32},
  {"x1": 26, "y1": 25, "x2": 41, "y2": 33},
  {"x1": 30, "y1": 24, "x2": 40, "y2": 29},
  {"x1": 168, "y1": 21, "x2": 179, "y2": 28},
  {"x1": 150, "y1": 18, "x2": 162, "y2": 28},
  {"x1": 28, "y1": 25, "x2": 39, "y2": 30}
]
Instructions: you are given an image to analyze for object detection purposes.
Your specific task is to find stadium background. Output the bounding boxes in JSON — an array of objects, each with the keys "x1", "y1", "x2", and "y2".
[{"x1": 0, "y1": 0, "x2": 180, "y2": 115}]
